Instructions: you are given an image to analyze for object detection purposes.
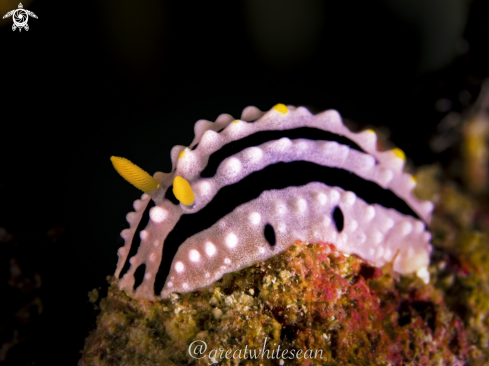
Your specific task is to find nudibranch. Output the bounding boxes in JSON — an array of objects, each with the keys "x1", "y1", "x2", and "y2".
[{"x1": 112, "y1": 104, "x2": 433, "y2": 301}]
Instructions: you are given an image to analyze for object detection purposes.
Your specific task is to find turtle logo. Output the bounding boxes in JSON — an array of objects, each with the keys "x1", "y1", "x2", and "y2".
[{"x1": 3, "y1": 3, "x2": 38, "y2": 32}]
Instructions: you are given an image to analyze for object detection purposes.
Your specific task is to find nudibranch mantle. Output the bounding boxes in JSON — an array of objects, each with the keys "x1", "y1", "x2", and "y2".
[{"x1": 114, "y1": 105, "x2": 433, "y2": 300}]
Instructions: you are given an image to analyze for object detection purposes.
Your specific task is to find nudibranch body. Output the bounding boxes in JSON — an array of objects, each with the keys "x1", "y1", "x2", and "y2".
[{"x1": 113, "y1": 104, "x2": 433, "y2": 301}]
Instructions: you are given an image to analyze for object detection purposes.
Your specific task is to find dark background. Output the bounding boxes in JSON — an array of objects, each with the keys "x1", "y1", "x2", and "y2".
[{"x1": 0, "y1": 0, "x2": 488, "y2": 364}]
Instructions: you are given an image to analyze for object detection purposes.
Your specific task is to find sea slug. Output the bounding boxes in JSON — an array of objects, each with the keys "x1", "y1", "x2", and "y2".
[{"x1": 111, "y1": 104, "x2": 433, "y2": 301}]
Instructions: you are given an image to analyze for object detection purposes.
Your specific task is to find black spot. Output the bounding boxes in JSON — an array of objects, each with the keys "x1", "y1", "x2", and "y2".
[
  {"x1": 201, "y1": 127, "x2": 366, "y2": 177},
  {"x1": 164, "y1": 186, "x2": 180, "y2": 205},
  {"x1": 330, "y1": 329, "x2": 339, "y2": 359},
  {"x1": 272, "y1": 305, "x2": 287, "y2": 323},
  {"x1": 412, "y1": 301, "x2": 436, "y2": 332},
  {"x1": 264, "y1": 224, "x2": 276, "y2": 247},
  {"x1": 398, "y1": 301, "x2": 411, "y2": 326},
  {"x1": 119, "y1": 199, "x2": 155, "y2": 279},
  {"x1": 280, "y1": 324, "x2": 298, "y2": 342},
  {"x1": 397, "y1": 300, "x2": 436, "y2": 332},
  {"x1": 358, "y1": 263, "x2": 377, "y2": 280},
  {"x1": 154, "y1": 161, "x2": 420, "y2": 295},
  {"x1": 133, "y1": 263, "x2": 146, "y2": 290},
  {"x1": 449, "y1": 331, "x2": 462, "y2": 355},
  {"x1": 332, "y1": 206, "x2": 344, "y2": 232}
]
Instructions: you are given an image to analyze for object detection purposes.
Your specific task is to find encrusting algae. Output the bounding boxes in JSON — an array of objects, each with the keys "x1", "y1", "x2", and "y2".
[{"x1": 80, "y1": 168, "x2": 489, "y2": 365}]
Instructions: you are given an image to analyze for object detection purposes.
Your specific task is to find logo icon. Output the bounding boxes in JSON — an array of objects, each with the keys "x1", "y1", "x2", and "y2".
[{"x1": 3, "y1": 3, "x2": 38, "y2": 32}]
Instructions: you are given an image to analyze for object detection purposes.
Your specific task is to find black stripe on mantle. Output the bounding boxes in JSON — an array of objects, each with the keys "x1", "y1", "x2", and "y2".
[
  {"x1": 199, "y1": 127, "x2": 368, "y2": 177},
  {"x1": 153, "y1": 161, "x2": 418, "y2": 295}
]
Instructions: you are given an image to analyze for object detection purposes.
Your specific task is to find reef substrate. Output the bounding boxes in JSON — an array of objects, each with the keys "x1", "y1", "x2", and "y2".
[{"x1": 80, "y1": 172, "x2": 489, "y2": 365}]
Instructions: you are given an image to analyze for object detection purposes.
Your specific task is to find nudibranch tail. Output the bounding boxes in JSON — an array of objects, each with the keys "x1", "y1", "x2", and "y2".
[
  {"x1": 113, "y1": 104, "x2": 434, "y2": 301},
  {"x1": 110, "y1": 156, "x2": 159, "y2": 193}
]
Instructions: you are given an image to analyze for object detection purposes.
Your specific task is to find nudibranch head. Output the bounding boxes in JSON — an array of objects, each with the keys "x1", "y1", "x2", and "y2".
[{"x1": 112, "y1": 105, "x2": 434, "y2": 300}]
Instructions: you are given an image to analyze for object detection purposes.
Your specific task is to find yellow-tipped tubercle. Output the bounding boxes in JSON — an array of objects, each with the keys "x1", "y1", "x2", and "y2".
[
  {"x1": 392, "y1": 148, "x2": 406, "y2": 160},
  {"x1": 273, "y1": 103, "x2": 288, "y2": 114},
  {"x1": 173, "y1": 176, "x2": 195, "y2": 205},
  {"x1": 110, "y1": 156, "x2": 159, "y2": 192}
]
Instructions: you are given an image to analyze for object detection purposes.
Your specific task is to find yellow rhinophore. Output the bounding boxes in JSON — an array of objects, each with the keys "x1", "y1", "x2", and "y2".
[
  {"x1": 392, "y1": 148, "x2": 406, "y2": 161},
  {"x1": 173, "y1": 176, "x2": 195, "y2": 205},
  {"x1": 273, "y1": 103, "x2": 288, "y2": 114},
  {"x1": 178, "y1": 149, "x2": 186, "y2": 159},
  {"x1": 110, "y1": 156, "x2": 159, "y2": 192},
  {"x1": 232, "y1": 120, "x2": 240, "y2": 124}
]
